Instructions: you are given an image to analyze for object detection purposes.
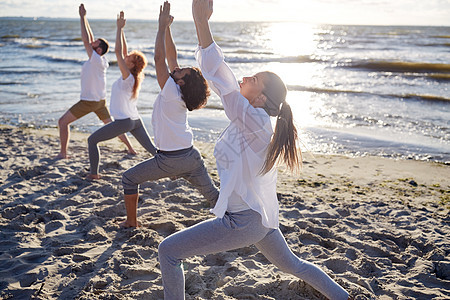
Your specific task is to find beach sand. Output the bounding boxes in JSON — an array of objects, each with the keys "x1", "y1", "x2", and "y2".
[{"x1": 0, "y1": 125, "x2": 449, "y2": 299}]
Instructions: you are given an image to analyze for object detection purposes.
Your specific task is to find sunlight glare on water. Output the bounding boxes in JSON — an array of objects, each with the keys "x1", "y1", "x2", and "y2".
[
  {"x1": 261, "y1": 23, "x2": 339, "y2": 130},
  {"x1": 0, "y1": 18, "x2": 448, "y2": 161},
  {"x1": 266, "y1": 22, "x2": 317, "y2": 57}
]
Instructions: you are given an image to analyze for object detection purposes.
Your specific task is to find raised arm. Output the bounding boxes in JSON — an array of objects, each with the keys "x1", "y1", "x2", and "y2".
[
  {"x1": 116, "y1": 11, "x2": 131, "y2": 79},
  {"x1": 84, "y1": 8, "x2": 94, "y2": 43},
  {"x1": 192, "y1": 0, "x2": 214, "y2": 48},
  {"x1": 79, "y1": 4, "x2": 94, "y2": 58},
  {"x1": 154, "y1": 1, "x2": 173, "y2": 89},
  {"x1": 121, "y1": 24, "x2": 128, "y2": 58},
  {"x1": 165, "y1": 25, "x2": 179, "y2": 72}
]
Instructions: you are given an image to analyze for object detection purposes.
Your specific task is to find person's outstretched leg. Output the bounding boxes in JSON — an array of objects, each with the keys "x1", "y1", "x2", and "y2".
[
  {"x1": 158, "y1": 210, "x2": 270, "y2": 299},
  {"x1": 101, "y1": 117, "x2": 137, "y2": 155},
  {"x1": 87, "y1": 119, "x2": 133, "y2": 179},
  {"x1": 129, "y1": 119, "x2": 157, "y2": 155},
  {"x1": 254, "y1": 228, "x2": 349, "y2": 300},
  {"x1": 180, "y1": 148, "x2": 219, "y2": 207},
  {"x1": 121, "y1": 155, "x2": 170, "y2": 227},
  {"x1": 57, "y1": 110, "x2": 78, "y2": 159}
]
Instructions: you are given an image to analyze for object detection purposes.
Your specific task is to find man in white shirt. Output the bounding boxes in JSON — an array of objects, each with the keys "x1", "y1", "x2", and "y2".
[
  {"x1": 56, "y1": 4, "x2": 135, "y2": 159},
  {"x1": 157, "y1": 2, "x2": 350, "y2": 300},
  {"x1": 120, "y1": 1, "x2": 218, "y2": 228}
]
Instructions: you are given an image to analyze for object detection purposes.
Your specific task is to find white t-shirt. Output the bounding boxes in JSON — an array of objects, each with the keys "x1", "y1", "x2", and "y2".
[
  {"x1": 151, "y1": 77, "x2": 193, "y2": 151},
  {"x1": 196, "y1": 42, "x2": 279, "y2": 229},
  {"x1": 80, "y1": 51, "x2": 108, "y2": 101},
  {"x1": 109, "y1": 74, "x2": 140, "y2": 120}
]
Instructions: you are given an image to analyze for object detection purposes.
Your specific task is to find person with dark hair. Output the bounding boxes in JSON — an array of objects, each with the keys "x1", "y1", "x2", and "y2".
[
  {"x1": 156, "y1": 1, "x2": 351, "y2": 299},
  {"x1": 178, "y1": 67, "x2": 209, "y2": 111},
  {"x1": 86, "y1": 11, "x2": 157, "y2": 180},
  {"x1": 96, "y1": 38, "x2": 109, "y2": 56},
  {"x1": 56, "y1": 4, "x2": 136, "y2": 159},
  {"x1": 119, "y1": 1, "x2": 218, "y2": 228}
]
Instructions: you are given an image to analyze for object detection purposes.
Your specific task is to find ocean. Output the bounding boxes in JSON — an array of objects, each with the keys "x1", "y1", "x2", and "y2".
[{"x1": 0, "y1": 18, "x2": 449, "y2": 162}]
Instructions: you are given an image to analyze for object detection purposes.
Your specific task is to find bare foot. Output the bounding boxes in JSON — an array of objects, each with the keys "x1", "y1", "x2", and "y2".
[
  {"x1": 55, "y1": 153, "x2": 68, "y2": 159},
  {"x1": 127, "y1": 149, "x2": 137, "y2": 155},
  {"x1": 120, "y1": 220, "x2": 141, "y2": 228},
  {"x1": 86, "y1": 174, "x2": 101, "y2": 180}
]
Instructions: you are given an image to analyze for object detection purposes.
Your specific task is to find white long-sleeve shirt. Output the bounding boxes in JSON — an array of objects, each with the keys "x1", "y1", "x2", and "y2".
[{"x1": 196, "y1": 42, "x2": 279, "y2": 229}]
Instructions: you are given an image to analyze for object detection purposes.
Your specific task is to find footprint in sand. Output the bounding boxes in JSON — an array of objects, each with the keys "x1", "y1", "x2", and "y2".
[
  {"x1": 2, "y1": 204, "x2": 30, "y2": 220},
  {"x1": 147, "y1": 221, "x2": 178, "y2": 236},
  {"x1": 45, "y1": 220, "x2": 64, "y2": 233},
  {"x1": 126, "y1": 230, "x2": 161, "y2": 248},
  {"x1": 15, "y1": 165, "x2": 48, "y2": 180}
]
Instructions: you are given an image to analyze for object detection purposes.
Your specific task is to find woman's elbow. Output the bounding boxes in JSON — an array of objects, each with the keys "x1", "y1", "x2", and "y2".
[{"x1": 154, "y1": 53, "x2": 164, "y2": 64}]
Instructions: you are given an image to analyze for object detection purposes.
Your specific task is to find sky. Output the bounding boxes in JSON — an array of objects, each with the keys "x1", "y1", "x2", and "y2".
[{"x1": 1, "y1": 0, "x2": 450, "y2": 26}]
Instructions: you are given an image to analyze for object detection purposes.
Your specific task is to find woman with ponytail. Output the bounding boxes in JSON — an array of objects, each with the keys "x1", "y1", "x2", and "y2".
[
  {"x1": 87, "y1": 11, "x2": 157, "y2": 180},
  {"x1": 156, "y1": 1, "x2": 350, "y2": 299}
]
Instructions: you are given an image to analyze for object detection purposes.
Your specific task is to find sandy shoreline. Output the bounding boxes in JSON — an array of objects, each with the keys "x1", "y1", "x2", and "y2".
[{"x1": 0, "y1": 125, "x2": 449, "y2": 299}]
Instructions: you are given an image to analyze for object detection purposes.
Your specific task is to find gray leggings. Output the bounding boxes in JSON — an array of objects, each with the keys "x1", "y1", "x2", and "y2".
[
  {"x1": 158, "y1": 209, "x2": 349, "y2": 300},
  {"x1": 88, "y1": 118, "x2": 157, "y2": 175},
  {"x1": 122, "y1": 147, "x2": 219, "y2": 204}
]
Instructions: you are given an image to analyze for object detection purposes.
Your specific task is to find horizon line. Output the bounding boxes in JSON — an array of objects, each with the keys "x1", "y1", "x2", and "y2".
[{"x1": 1, "y1": 16, "x2": 449, "y2": 28}]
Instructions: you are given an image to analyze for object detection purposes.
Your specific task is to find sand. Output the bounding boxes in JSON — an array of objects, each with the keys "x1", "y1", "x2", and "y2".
[{"x1": 0, "y1": 125, "x2": 449, "y2": 300}]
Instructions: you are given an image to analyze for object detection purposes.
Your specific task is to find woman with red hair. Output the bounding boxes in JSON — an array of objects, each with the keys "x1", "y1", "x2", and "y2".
[{"x1": 87, "y1": 11, "x2": 157, "y2": 180}]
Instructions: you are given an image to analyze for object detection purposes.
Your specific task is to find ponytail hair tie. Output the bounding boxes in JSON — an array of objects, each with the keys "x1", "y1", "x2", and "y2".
[{"x1": 277, "y1": 115, "x2": 288, "y2": 125}]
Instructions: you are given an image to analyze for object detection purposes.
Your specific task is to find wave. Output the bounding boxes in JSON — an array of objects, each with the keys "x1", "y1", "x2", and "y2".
[
  {"x1": 34, "y1": 54, "x2": 84, "y2": 65},
  {"x1": 344, "y1": 60, "x2": 450, "y2": 73},
  {"x1": 0, "y1": 81, "x2": 29, "y2": 85},
  {"x1": 228, "y1": 49, "x2": 274, "y2": 56},
  {"x1": 428, "y1": 73, "x2": 450, "y2": 81},
  {"x1": 41, "y1": 40, "x2": 80, "y2": 47},
  {"x1": 22, "y1": 44, "x2": 48, "y2": 49},
  {"x1": 399, "y1": 94, "x2": 450, "y2": 103},
  {"x1": 1, "y1": 34, "x2": 19, "y2": 38},
  {"x1": 287, "y1": 85, "x2": 364, "y2": 95},
  {"x1": 125, "y1": 50, "x2": 311, "y2": 65},
  {"x1": 203, "y1": 104, "x2": 224, "y2": 111},
  {"x1": 143, "y1": 69, "x2": 156, "y2": 79},
  {"x1": 225, "y1": 55, "x2": 318, "y2": 64},
  {"x1": 0, "y1": 70, "x2": 43, "y2": 75},
  {"x1": 402, "y1": 72, "x2": 450, "y2": 82},
  {"x1": 431, "y1": 35, "x2": 450, "y2": 39},
  {"x1": 420, "y1": 43, "x2": 450, "y2": 47},
  {"x1": 2, "y1": 35, "x2": 80, "y2": 48},
  {"x1": 287, "y1": 85, "x2": 450, "y2": 103}
]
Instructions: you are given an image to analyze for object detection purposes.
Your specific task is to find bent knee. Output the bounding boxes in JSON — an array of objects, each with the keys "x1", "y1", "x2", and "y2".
[
  {"x1": 122, "y1": 171, "x2": 134, "y2": 185},
  {"x1": 87, "y1": 134, "x2": 99, "y2": 146},
  {"x1": 158, "y1": 236, "x2": 187, "y2": 267},
  {"x1": 122, "y1": 171, "x2": 138, "y2": 192},
  {"x1": 158, "y1": 238, "x2": 174, "y2": 260},
  {"x1": 87, "y1": 135, "x2": 93, "y2": 145},
  {"x1": 58, "y1": 117, "x2": 69, "y2": 127}
]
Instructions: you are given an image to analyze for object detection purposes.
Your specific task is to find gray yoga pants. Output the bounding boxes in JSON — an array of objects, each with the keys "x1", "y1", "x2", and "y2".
[
  {"x1": 122, "y1": 147, "x2": 219, "y2": 204},
  {"x1": 88, "y1": 118, "x2": 157, "y2": 175},
  {"x1": 158, "y1": 209, "x2": 349, "y2": 300}
]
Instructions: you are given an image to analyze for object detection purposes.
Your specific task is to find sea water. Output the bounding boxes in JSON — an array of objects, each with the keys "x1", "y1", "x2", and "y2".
[{"x1": 0, "y1": 18, "x2": 449, "y2": 162}]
